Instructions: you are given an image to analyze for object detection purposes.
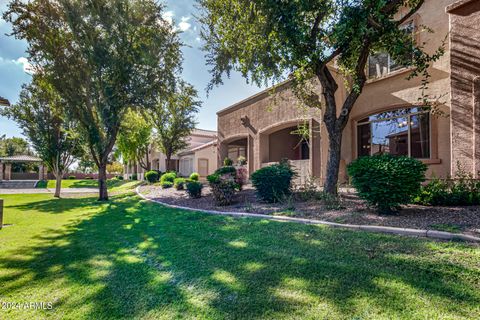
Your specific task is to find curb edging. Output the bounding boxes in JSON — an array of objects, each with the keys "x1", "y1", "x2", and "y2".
[{"x1": 136, "y1": 187, "x2": 480, "y2": 243}]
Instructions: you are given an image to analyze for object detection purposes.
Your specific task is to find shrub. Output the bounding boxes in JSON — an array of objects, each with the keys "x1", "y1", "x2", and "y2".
[
  {"x1": 251, "y1": 161, "x2": 296, "y2": 203},
  {"x1": 85, "y1": 176, "x2": 93, "y2": 180},
  {"x1": 131, "y1": 174, "x2": 138, "y2": 181},
  {"x1": 145, "y1": 170, "x2": 160, "y2": 184},
  {"x1": 174, "y1": 177, "x2": 187, "y2": 190},
  {"x1": 223, "y1": 157, "x2": 233, "y2": 166},
  {"x1": 347, "y1": 154, "x2": 427, "y2": 213},
  {"x1": 160, "y1": 172, "x2": 177, "y2": 184},
  {"x1": 186, "y1": 181, "x2": 203, "y2": 198},
  {"x1": 215, "y1": 166, "x2": 236, "y2": 176},
  {"x1": 189, "y1": 172, "x2": 200, "y2": 181},
  {"x1": 161, "y1": 181, "x2": 173, "y2": 189},
  {"x1": 235, "y1": 166, "x2": 249, "y2": 191},
  {"x1": 237, "y1": 155, "x2": 247, "y2": 166},
  {"x1": 68, "y1": 175, "x2": 76, "y2": 180},
  {"x1": 207, "y1": 173, "x2": 237, "y2": 205},
  {"x1": 414, "y1": 168, "x2": 480, "y2": 206},
  {"x1": 117, "y1": 175, "x2": 124, "y2": 180}
]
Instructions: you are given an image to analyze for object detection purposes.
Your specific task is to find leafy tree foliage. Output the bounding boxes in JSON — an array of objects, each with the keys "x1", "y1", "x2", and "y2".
[
  {"x1": 4, "y1": 0, "x2": 182, "y2": 200},
  {"x1": 198, "y1": 0, "x2": 444, "y2": 194},
  {"x1": 151, "y1": 82, "x2": 200, "y2": 171},
  {"x1": 117, "y1": 109, "x2": 153, "y2": 171},
  {"x1": 1, "y1": 75, "x2": 83, "y2": 197}
]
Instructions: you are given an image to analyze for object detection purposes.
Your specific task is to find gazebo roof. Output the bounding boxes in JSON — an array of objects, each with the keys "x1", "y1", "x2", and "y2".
[
  {"x1": 0, "y1": 96, "x2": 10, "y2": 106},
  {"x1": 0, "y1": 155, "x2": 42, "y2": 163}
]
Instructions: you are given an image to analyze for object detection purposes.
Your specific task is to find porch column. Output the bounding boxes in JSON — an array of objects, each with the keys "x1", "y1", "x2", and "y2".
[
  {"x1": 309, "y1": 119, "x2": 322, "y2": 181},
  {"x1": 4, "y1": 163, "x2": 12, "y2": 181},
  {"x1": 247, "y1": 135, "x2": 255, "y2": 175},
  {"x1": 218, "y1": 141, "x2": 228, "y2": 168},
  {"x1": 0, "y1": 163, "x2": 3, "y2": 180}
]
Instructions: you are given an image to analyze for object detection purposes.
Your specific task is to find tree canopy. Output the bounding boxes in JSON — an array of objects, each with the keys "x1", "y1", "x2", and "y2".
[
  {"x1": 1, "y1": 75, "x2": 83, "y2": 197},
  {"x1": 198, "y1": 0, "x2": 444, "y2": 194},
  {"x1": 151, "y1": 82, "x2": 200, "y2": 171},
  {"x1": 117, "y1": 109, "x2": 153, "y2": 170},
  {"x1": 4, "y1": 0, "x2": 183, "y2": 200}
]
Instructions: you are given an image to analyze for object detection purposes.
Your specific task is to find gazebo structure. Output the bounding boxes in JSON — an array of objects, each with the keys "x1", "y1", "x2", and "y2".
[{"x1": 0, "y1": 155, "x2": 46, "y2": 181}]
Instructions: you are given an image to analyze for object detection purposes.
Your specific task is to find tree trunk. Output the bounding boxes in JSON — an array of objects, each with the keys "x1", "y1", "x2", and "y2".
[
  {"x1": 166, "y1": 154, "x2": 172, "y2": 171},
  {"x1": 323, "y1": 127, "x2": 343, "y2": 195},
  {"x1": 98, "y1": 163, "x2": 109, "y2": 201},
  {"x1": 54, "y1": 172, "x2": 62, "y2": 198}
]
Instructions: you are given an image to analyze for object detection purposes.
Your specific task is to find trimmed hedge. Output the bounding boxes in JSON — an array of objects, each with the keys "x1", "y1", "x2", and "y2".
[
  {"x1": 161, "y1": 181, "x2": 173, "y2": 189},
  {"x1": 186, "y1": 181, "x2": 203, "y2": 198},
  {"x1": 207, "y1": 173, "x2": 237, "y2": 205},
  {"x1": 189, "y1": 172, "x2": 200, "y2": 181},
  {"x1": 145, "y1": 170, "x2": 160, "y2": 184},
  {"x1": 251, "y1": 161, "x2": 295, "y2": 203},
  {"x1": 174, "y1": 177, "x2": 187, "y2": 190},
  {"x1": 160, "y1": 172, "x2": 177, "y2": 184},
  {"x1": 347, "y1": 154, "x2": 426, "y2": 213}
]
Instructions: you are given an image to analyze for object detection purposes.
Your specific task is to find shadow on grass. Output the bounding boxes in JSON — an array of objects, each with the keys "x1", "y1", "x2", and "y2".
[{"x1": 1, "y1": 194, "x2": 479, "y2": 318}]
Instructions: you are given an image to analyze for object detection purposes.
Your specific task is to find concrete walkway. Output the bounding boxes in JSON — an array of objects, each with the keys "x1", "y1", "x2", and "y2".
[
  {"x1": 136, "y1": 186, "x2": 480, "y2": 243},
  {"x1": 0, "y1": 188, "x2": 98, "y2": 195}
]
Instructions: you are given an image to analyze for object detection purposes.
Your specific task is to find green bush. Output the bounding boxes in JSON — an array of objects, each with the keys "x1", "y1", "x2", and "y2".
[
  {"x1": 189, "y1": 172, "x2": 200, "y2": 181},
  {"x1": 131, "y1": 174, "x2": 138, "y2": 181},
  {"x1": 415, "y1": 170, "x2": 480, "y2": 206},
  {"x1": 160, "y1": 172, "x2": 177, "y2": 184},
  {"x1": 145, "y1": 170, "x2": 160, "y2": 184},
  {"x1": 251, "y1": 161, "x2": 296, "y2": 203},
  {"x1": 207, "y1": 173, "x2": 237, "y2": 205},
  {"x1": 68, "y1": 175, "x2": 76, "y2": 180},
  {"x1": 85, "y1": 176, "x2": 94, "y2": 180},
  {"x1": 347, "y1": 154, "x2": 427, "y2": 213},
  {"x1": 215, "y1": 166, "x2": 236, "y2": 176},
  {"x1": 223, "y1": 157, "x2": 233, "y2": 166},
  {"x1": 174, "y1": 177, "x2": 187, "y2": 190},
  {"x1": 117, "y1": 175, "x2": 124, "y2": 180},
  {"x1": 161, "y1": 181, "x2": 173, "y2": 189},
  {"x1": 186, "y1": 181, "x2": 202, "y2": 198}
]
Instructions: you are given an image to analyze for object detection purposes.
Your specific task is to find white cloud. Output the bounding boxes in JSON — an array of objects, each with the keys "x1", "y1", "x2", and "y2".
[
  {"x1": 178, "y1": 16, "x2": 191, "y2": 32},
  {"x1": 162, "y1": 11, "x2": 174, "y2": 25},
  {"x1": 14, "y1": 57, "x2": 34, "y2": 74}
]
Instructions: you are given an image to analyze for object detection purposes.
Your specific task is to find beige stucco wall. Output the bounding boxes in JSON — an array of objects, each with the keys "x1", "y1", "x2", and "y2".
[
  {"x1": 448, "y1": 0, "x2": 480, "y2": 177},
  {"x1": 218, "y1": 0, "x2": 459, "y2": 183}
]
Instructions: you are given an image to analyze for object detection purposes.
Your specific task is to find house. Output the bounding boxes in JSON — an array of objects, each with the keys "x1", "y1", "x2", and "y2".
[
  {"x1": 217, "y1": 0, "x2": 480, "y2": 184},
  {"x1": 124, "y1": 129, "x2": 217, "y2": 180},
  {"x1": 0, "y1": 96, "x2": 10, "y2": 106}
]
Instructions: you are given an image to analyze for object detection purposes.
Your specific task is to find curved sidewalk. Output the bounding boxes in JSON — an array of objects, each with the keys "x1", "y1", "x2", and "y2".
[{"x1": 136, "y1": 187, "x2": 480, "y2": 243}]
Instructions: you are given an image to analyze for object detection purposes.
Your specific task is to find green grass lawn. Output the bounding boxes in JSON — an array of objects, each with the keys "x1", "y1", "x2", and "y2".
[
  {"x1": 0, "y1": 193, "x2": 479, "y2": 319},
  {"x1": 36, "y1": 179, "x2": 141, "y2": 192}
]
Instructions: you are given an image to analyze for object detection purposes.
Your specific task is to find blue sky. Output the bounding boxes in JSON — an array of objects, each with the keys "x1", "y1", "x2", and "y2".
[{"x1": 0, "y1": 0, "x2": 265, "y2": 138}]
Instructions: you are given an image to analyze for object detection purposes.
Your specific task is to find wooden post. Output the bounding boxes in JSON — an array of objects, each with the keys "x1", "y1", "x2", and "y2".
[{"x1": 0, "y1": 199, "x2": 3, "y2": 229}]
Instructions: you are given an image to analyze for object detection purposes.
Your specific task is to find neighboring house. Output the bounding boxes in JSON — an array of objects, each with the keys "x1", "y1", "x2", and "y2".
[
  {"x1": 0, "y1": 96, "x2": 10, "y2": 106},
  {"x1": 217, "y1": 0, "x2": 480, "y2": 185},
  {"x1": 124, "y1": 129, "x2": 217, "y2": 180}
]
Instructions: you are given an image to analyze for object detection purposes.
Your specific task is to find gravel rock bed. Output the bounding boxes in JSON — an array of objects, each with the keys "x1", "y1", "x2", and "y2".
[{"x1": 139, "y1": 184, "x2": 480, "y2": 236}]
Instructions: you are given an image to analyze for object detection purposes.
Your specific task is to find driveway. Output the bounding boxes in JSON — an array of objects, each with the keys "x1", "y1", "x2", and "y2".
[{"x1": 0, "y1": 188, "x2": 98, "y2": 195}]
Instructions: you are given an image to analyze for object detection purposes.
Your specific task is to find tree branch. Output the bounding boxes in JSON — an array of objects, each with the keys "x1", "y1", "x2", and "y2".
[{"x1": 397, "y1": 0, "x2": 424, "y2": 25}]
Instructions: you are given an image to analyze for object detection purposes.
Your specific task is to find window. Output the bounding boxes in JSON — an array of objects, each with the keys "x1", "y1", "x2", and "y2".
[
  {"x1": 357, "y1": 107, "x2": 430, "y2": 159},
  {"x1": 367, "y1": 21, "x2": 415, "y2": 79},
  {"x1": 198, "y1": 159, "x2": 209, "y2": 177}
]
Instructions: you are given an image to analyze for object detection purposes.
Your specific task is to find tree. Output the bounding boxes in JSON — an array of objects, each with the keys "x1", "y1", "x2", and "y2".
[
  {"x1": 198, "y1": 0, "x2": 444, "y2": 194},
  {"x1": 1, "y1": 75, "x2": 83, "y2": 197},
  {"x1": 106, "y1": 161, "x2": 124, "y2": 175},
  {"x1": 151, "y1": 82, "x2": 200, "y2": 171},
  {"x1": 5, "y1": 0, "x2": 182, "y2": 200},
  {"x1": 117, "y1": 109, "x2": 153, "y2": 171}
]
